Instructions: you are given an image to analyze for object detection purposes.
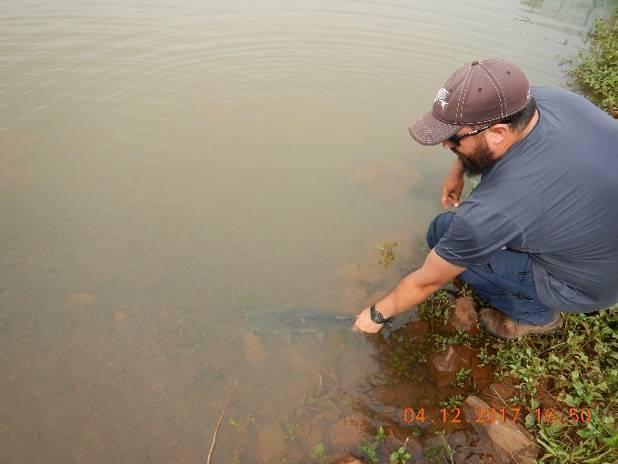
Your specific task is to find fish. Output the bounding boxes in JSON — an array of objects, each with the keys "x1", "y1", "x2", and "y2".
[{"x1": 244, "y1": 308, "x2": 356, "y2": 343}]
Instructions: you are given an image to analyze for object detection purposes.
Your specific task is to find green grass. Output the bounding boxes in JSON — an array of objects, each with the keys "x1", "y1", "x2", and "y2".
[
  {"x1": 490, "y1": 308, "x2": 618, "y2": 463},
  {"x1": 568, "y1": 9, "x2": 618, "y2": 117},
  {"x1": 415, "y1": 281, "x2": 617, "y2": 462}
]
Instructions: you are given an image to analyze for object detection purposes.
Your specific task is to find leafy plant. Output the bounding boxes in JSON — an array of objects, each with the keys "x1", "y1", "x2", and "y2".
[
  {"x1": 311, "y1": 442, "x2": 327, "y2": 463},
  {"x1": 424, "y1": 431, "x2": 455, "y2": 464},
  {"x1": 375, "y1": 425, "x2": 386, "y2": 443},
  {"x1": 492, "y1": 308, "x2": 618, "y2": 462},
  {"x1": 390, "y1": 446, "x2": 412, "y2": 464},
  {"x1": 439, "y1": 394, "x2": 465, "y2": 409},
  {"x1": 358, "y1": 425, "x2": 387, "y2": 464},
  {"x1": 568, "y1": 9, "x2": 618, "y2": 117},
  {"x1": 378, "y1": 241, "x2": 399, "y2": 268},
  {"x1": 452, "y1": 368, "x2": 471, "y2": 388},
  {"x1": 432, "y1": 329, "x2": 479, "y2": 352},
  {"x1": 284, "y1": 422, "x2": 299, "y2": 442},
  {"x1": 359, "y1": 440, "x2": 379, "y2": 464},
  {"x1": 418, "y1": 289, "x2": 452, "y2": 325}
]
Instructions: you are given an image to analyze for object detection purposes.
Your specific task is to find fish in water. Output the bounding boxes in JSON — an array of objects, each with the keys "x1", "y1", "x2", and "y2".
[{"x1": 244, "y1": 308, "x2": 355, "y2": 343}]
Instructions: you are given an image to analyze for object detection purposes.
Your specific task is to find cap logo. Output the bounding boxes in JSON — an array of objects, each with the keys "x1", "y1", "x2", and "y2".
[{"x1": 434, "y1": 88, "x2": 449, "y2": 110}]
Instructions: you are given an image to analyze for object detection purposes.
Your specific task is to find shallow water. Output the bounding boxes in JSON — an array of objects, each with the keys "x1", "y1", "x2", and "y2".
[{"x1": 0, "y1": 0, "x2": 614, "y2": 462}]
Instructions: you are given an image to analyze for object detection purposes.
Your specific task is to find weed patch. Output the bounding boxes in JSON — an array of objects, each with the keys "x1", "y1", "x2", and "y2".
[{"x1": 567, "y1": 9, "x2": 618, "y2": 117}]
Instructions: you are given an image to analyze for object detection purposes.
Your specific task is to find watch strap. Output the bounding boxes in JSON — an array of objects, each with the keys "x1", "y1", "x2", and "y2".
[{"x1": 370, "y1": 304, "x2": 391, "y2": 324}]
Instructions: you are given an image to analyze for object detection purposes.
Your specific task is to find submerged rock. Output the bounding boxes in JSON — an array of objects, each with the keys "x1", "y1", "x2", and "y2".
[
  {"x1": 428, "y1": 345, "x2": 476, "y2": 388},
  {"x1": 328, "y1": 414, "x2": 369, "y2": 449},
  {"x1": 256, "y1": 423, "x2": 286, "y2": 463},
  {"x1": 329, "y1": 454, "x2": 365, "y2": 464},
  {"x1": 241, "y1": 330, "x2": 266, "y2": 364},
  {"x1": 113, "y1": 309, "x2": 128, "y2": 325},
  {"x1": 352, "y1": 159, "x2": 421, "y2": 202},
  {"x1": 448, "y1": 297, "x2": 479, "y2": 333},
  {"x1": 462, "y1": 395, "x2": 540, "y2": 464},
  {"x1": 68, "y1": 291, "x2": 96, "y2": 305},
  {"x1": 335, "y1": 264, "x2": 363, "y2": 282},
  {"x1": 481, "y1": 383, "x2": 518, "y2": 411},
  {"x1": 336, "y1": 263, "x2": 384, "y2": 286}
]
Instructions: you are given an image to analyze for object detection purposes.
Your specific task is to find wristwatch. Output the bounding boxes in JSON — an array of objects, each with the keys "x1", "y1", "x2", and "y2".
[{"x1": 370, "y1": 304, "x2": 391, "y2": 324}]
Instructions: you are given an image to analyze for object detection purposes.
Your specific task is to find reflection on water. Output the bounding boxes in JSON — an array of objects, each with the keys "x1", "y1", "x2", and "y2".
[{"x1": 0, "y1": 0, "x2": 614, "y2": 462}]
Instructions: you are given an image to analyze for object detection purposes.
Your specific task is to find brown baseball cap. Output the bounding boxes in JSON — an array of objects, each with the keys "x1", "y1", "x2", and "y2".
[{"x1": 409, "y1": 58, "x2": 531, "y2": 146}]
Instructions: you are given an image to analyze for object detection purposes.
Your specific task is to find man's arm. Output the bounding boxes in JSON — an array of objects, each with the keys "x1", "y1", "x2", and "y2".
[
  {"x1": 441, "y1": 158, "x2": 465, "y2": 209},
  {"x1": 353, "y1": 249, "x2": 466, "y2": 333}
]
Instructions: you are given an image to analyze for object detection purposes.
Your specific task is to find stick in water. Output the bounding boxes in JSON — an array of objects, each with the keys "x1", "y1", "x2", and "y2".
[{"x1": 206, "y1": 375, "x2": 240, "y2": 464}]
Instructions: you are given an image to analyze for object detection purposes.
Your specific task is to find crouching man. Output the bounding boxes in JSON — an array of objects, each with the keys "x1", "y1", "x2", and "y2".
[{"x1": 354, "y1": 58, "x2": 618, "y2": 339}]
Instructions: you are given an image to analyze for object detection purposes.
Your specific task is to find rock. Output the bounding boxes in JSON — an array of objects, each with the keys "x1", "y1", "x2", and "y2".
[
  {"x1": 481, "y1": 383, "x2": 518, "y2": 411},
  {"x1": 328, "y1": 414, "x2": 369, "y2": 449},
  {"x1": 256, "y1": 423, "x2": 286, "y2": 463},
  {"x1": 357, "y1": 265, "x2": 384, "y2": 285},
  {"x1": 300, "y1": 422, "x2": 324, "y2": 454},
  {"x1": 336, "y1": 264, "x2": 383, "y2": 286},
  {"x1": 470, "y1": 364, "x2": 494, "y2": 391},
  {"x1": 353, "y1": 159, "x2": 421, "y2": 202},
  {"x1": 68, "y1": 292, "x2": 96, "y2": 305},
  {"x1": 336, "y1": 264, "x2": 363, "y2": 282},
  {"x1": 329, "y1": 454, "x2": 365, "y2": 464},
  {"x1": 113, "y1": 310, "x2": 128, "y2": 325},
  {"x1": 462, "y1": 395, "x2": 540, "y2": 464},
  {"x1": 241, "y1": 330, "x2": 266, "y2": 364},
  {"x1": 401, "y1": 320, "x2": 430, "y2": 338},
  {"x1": 448, "y1": 297, "x2": 479, "y2": 333},
  {"x1": 428, "y1": 345, "x2": 476, "y2": 388},
  {"x1": 284, "y1": 346, "x2": 317, "y2": 374}
]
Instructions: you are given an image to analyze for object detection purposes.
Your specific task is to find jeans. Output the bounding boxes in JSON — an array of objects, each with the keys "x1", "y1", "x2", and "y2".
[{"x1": 426, "y1": 212, "x2": 556, "y2": 325}]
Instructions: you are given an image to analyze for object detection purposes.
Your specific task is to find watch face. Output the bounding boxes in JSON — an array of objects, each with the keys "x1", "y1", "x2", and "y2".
[{"x1": 370, "y1": 305, "x2": 385, "y2": 323}]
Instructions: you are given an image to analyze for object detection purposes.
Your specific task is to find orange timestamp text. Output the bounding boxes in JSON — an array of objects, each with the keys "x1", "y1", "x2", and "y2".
[{"x1": 402, "y1": 406, "x2": 593, "y2": 425}]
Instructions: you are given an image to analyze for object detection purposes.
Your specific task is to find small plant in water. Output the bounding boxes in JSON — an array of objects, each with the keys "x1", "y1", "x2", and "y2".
[
  {"x1": 390, "y1": 438, "x2": 412, "y2": 464},
  {"x1": 377, "y1": 241, "x2": 399, "y2": 267},
  {"x1": 359, "y1": 424, "x2": 387, "y2": 464},
  {"x1": 432, "y1": 329, "x2": 478, "y2": 353},
  {"x1": 359, "y1": 440, "x2": 379, "y2": 464},
  {"x1": 376, "y1": 425, "x2": 386, "y2": 442},
  {"x1": 284, "y1": 422, "x2": 299, "y2": 442},
  {"x1": 476, "y1": 342, "x2": 492, "y2": 366},
  {"x1": 418, "y1": 288, "x2": 451, "y2": 326},
  {"x1": 311, "y1": 442, "x2": 327, "y2": 463},
  {"x1": 425, "y1": 431, "x2": 455, "y2": 464},
  {"x1": 439, "y1": 394, "x2": 465, "y2": 409},
  {"x1": 452, "y1": 368, "x2": 471, "y2": 388}
]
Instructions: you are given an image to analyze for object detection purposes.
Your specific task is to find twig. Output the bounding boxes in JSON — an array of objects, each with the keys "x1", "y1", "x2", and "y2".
[{"x1": 206, "y1": 375, "x2": 240, "y2": 464}]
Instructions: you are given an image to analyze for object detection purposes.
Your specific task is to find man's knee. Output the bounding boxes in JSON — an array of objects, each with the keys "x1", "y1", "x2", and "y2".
[{"x1": 426, "y1": 211, "x2": 456, "y2": 249}]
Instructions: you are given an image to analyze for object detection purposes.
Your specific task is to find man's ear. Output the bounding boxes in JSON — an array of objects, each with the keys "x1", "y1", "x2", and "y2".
[{"x1": 486, "y1": 124, "x2": 510, "y2": 147}]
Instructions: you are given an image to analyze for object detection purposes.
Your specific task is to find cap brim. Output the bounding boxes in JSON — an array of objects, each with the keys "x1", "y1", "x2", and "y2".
[{"x1": 408, "y1": 111, "x2": 462, "y2": 146}]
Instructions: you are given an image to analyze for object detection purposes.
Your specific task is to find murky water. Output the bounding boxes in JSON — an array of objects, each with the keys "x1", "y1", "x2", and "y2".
[{"x1": 1, "y1": 0, "x2": 614, "y2": 462}]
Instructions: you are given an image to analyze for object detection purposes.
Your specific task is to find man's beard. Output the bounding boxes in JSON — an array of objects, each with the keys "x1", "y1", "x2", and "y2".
[{"x1": 451, "y1": 138, "x2": 497, "y2": 177}]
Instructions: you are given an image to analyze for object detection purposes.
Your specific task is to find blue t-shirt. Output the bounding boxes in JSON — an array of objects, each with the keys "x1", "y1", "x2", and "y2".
[{"x1": 435, "y1": 86, "x2": 618, "y2": 312}]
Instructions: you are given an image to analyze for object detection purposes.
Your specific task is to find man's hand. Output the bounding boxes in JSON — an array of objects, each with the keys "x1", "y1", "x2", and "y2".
[
  {"x1": 352, "y1": 250, "x2": 466, "y2": 334},
  {"x1": 441, "y1": 159, "x2": 465, "y2": 209},
  {"x1": 352, "y1": 307, "x2": 383, "y2": 333}
]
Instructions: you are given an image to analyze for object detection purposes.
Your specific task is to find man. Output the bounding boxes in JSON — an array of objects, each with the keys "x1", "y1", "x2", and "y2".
[{"x1": 353, "y1": 58, "x2": 618, "y2": 339}]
